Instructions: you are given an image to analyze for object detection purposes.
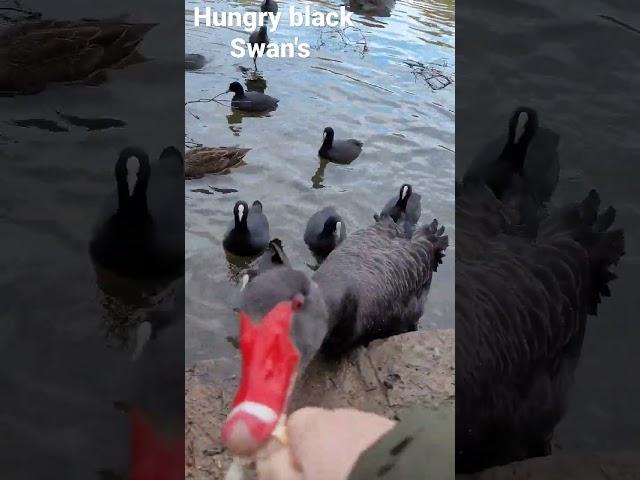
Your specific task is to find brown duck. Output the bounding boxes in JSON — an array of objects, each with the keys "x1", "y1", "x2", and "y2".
[
  {"x1": 0, "y1": 17, "x2": 156, "y2": 94},
  {"x1": 184, "y1": 147, "x2": 250, "y2": 179}
]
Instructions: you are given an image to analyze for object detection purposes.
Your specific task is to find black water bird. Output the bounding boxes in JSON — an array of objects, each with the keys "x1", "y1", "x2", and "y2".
[
  {"x1": 89, "y1": 146, "x2": 184, "y2": 279},
  {"x1": 456, "y1": 108, "x2": 625, "y2": 473},
  {"x1": 223, "y1": 200, "x2": 270, "y2": 256},
  {"x1": 185, "y1": 53, "x2": 206, "y2": 71},
  {"x1": 227, "y1": 81, "x2": 279, "y2": 112},
  {"x1": 375, "y1": 183, "x2": 422, "y2": 226},
  {"x1": 248, "y1": 26, "x2": 269, "y2": 68},
  {"x1": 240, "y1": 238, "x2": 290, "y2": 290},
  {"x1": 318, "y1": 126, "x2": 363, "y2": 163},
  {"x1": 304, "y1": 206, "x2": 346, "y2": 257},
  {"x1": 261, "y1": 0, "x2": 278, "y2": 15}
]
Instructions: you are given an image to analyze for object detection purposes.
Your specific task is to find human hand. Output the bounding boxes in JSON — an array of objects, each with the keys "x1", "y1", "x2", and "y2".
[{"x1": 256, "y1": 407, "x2": 395, "y2": 480}]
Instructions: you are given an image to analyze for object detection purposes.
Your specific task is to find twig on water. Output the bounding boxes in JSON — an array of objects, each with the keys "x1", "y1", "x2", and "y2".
[
  {"x1": 404, "y1": 58, "x2": 454, "y2": 91},
  {"x1": 314, "y1": 24, "x2": 369, "y2": 57},
  {"x1": 184, "y1": 95, "x2": 231, "y2": 119},
  {"x1": 184, "y1": 97, "x2": 230, "y2": 107}
]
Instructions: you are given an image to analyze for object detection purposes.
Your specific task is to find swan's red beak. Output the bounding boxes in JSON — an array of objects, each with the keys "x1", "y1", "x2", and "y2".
[
  {"x1": 129, "y1": 408, "x2": 183, "y2": 480},
  {"x1": 221, "y1": 301, "x2": 300, "y2": 456}
]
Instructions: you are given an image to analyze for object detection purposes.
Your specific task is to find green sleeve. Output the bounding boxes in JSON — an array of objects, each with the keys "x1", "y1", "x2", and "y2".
[{"x1": 348, "y1": 403, "x2": 454, "y2": 480}]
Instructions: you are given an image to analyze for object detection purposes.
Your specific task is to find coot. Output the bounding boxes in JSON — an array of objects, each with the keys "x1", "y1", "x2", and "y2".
[
  {"x1": 318, "y1": 126, "x2": 363, "y2": 163},
  {"x1": 227, "y1": 81, "x2": 279, "y2": 112},
  {"x1": 303, "y1": 206, "x2": 346, "y2": 257},
  {"x1": 223, "y1": 200, "x2": 270, "y2": 256}
]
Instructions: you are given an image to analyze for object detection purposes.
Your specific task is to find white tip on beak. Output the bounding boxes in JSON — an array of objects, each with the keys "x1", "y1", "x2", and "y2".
[
  {"x1": 334, "y1": 221, "x2": 342, "y2": 239},
  {"x1": 401, "y1": 186, "x2": 409, "y2": 200},
  {"x1": 240, "y1": 274, "x2": 250, "y2": 291},
  {"x1": 238, "y1": 204, "x2": 245, "y2": 219}
]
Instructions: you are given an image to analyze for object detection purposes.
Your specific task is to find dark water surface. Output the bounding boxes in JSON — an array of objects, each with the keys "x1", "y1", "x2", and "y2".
[
  {"x1": 185, "y1": 0, "x2": 455, "y2": 364},
  {"x1": 0, "y1": 0, "x2": 183, "y2": 476},
  {"x1": 457, "y1": 0, "x2": 640, "y2": 454}
]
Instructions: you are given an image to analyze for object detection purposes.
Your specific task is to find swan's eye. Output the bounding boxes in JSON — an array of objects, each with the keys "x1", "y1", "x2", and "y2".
[{"x1": 292, "y1": 294, "x2": 305, "y2": 311}]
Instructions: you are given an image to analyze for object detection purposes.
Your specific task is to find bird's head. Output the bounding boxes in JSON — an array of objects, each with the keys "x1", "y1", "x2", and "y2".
[{"x1": 221, "y1": 268, "x2": 328, "y2": 456}]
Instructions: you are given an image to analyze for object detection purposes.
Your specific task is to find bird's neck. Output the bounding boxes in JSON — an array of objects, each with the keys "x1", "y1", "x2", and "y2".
[{"x1": 320, "y1": 136, "x2": 333, "y2": 153}]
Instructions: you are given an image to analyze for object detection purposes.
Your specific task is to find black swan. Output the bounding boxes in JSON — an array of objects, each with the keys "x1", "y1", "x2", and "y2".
[
  {"x1": 223, "y1": 200, "x2": 270, "y2": 256},
  {"x1": 261, "y1": 0, "x2": 278, "y2": 15},
  {"x1": 240, "y1": 238, "x2": 290, "y2": 290},
  {"x1": 303, "y1": 206, "x2": 346, "y2": 258},
  {"x1": 318, "y1": 127, "x2": 363, "y2": 163},
  {"x1": 227, "y1": 81, "x2": 279, "y2": 112},
  {"x1": 220, "y1": 216, "x2": 448, "y2": 456},
  {"x1": 89, "y1": 146, "x2": 184, "y2": 279},
  {"x1": 456, "y1": 108, "x2": 625, "y2": 473},
  {"x1": 374, "y1": 183, "x2": 422, "y2": 226}
]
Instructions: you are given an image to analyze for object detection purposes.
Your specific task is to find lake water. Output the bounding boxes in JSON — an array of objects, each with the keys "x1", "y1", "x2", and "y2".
[{"x1": 185, "y1": 0, "x2": 456, "y2": 364}]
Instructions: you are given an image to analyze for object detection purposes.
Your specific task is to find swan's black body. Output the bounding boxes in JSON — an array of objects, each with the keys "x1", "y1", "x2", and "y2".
[
  {"x1": 318, "y1": 126, "x2": 363, "y2": 164},
  {"x1": 89, "y1": 146, "x2": 184, "y2": 278},
  {"x1": 456, "y1": 108, "x2": 624, "y2": 473},
  {"x1": 223, "y1": 200, "x2": 270, "y2": 257},
  {"x1": 239, "y1": 216, "x2": 447, "y2": 364},
  {"x1": 314, "y1": 217, "x2": 447, "y2": 357}
]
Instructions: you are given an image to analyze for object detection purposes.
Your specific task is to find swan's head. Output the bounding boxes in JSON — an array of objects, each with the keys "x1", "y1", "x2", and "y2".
[{"x1": 221, "y1": 268, "x2": 328, "y2": 456}]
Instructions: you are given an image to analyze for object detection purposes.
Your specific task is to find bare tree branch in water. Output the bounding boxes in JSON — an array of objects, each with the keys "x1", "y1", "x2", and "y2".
[
  {"x1": 314, "y1": 24, "x2": 368, "y2": 57},
  {"x1": 404, "y1": 58, "x2": 454, "y2": 91}
]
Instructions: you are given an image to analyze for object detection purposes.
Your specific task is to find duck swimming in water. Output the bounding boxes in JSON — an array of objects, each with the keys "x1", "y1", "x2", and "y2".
[
  {"x1": 456, "y1": 108, "x2": 624, "y2": 473},
  {"x1": 184, "y1": 146, "x2": 250, "y2": 178},
  {"x1": 223, "y1": 200, "x2": 270, "y2": 257},
  {"x1": 0, "y1": 18, "x2": 156, "y2": 94},
  {"x1": 226, "y1": 81, "x2": 279, "y2": 113},
  {"x1": 318, "y1": 127, "x2": 363, "y2": 164},
  {"x1": 303, "y1": 206, "x2": 346, "y2": 258},
  {"x1": 221, "y1": 215, "x2": 448, "y2": 456},
  {"x1": 89, "y1": 146, "x2": 184, "y2": 279}
]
